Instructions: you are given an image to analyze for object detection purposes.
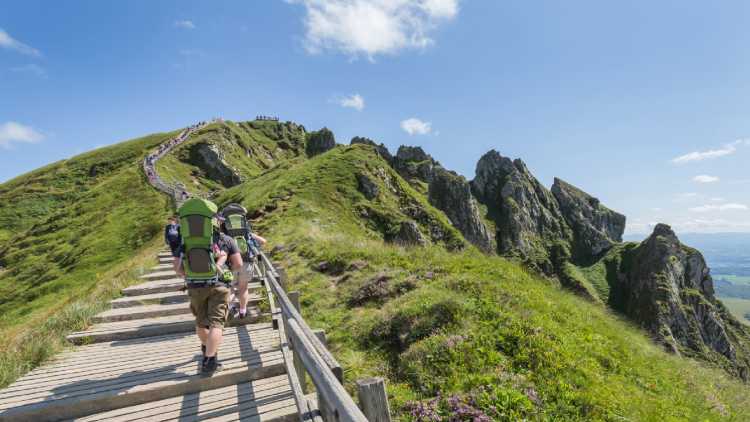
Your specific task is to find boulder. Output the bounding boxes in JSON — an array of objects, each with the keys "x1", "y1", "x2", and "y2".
[
  {"x1": 306, "y1": 128, "x2": 336, "y2": 156},
  {"x1": 356, "y1": 173, "x2": 380, "y2": 200},
  {"x1": 391, "y1": 221, "x2": 427, "y2": 246},
  {"x1": 552, "y1": 178, "x2": 626, "y2": 260}
]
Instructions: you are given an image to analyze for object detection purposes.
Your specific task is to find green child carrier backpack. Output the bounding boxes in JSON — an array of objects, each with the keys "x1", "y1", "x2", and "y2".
[
  {"x1": 178, "y1": 198, "x2": 221, "y2": 282},
  {"x1": 220, "y1": 203, "x2": 258, "y2": 260}
]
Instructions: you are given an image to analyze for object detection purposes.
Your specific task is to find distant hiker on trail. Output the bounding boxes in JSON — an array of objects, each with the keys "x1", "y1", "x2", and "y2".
[
  {"x1": 164, "y1": 217, "x2": 181, "y2": 257},
  {"x1": 174, "y1": 198, "x2": 242, "y2": 374},
  {"x1": 219, "y1": 204, "x2": 267, "y2": 320}
]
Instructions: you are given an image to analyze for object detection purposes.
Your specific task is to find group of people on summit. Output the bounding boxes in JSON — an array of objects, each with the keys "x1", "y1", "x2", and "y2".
[{"x1": 164, "y1": 200, "x2": 267, "y2": 374}]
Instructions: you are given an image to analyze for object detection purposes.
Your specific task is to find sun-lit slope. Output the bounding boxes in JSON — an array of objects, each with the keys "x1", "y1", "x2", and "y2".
[
  {"x1": 213, "y1": 144, "x2": 750, "y2": 420},
  {"x1": 155, "y1": 119, "x2": 308, "y2": 196},
  {"x1": 0, "y1": 132, "x2": 174, "y2": 333}
]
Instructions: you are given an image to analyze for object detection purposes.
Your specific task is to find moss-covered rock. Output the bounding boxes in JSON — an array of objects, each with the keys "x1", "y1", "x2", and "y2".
[{"x1": 551, "y1": 177, "x2": 626, "y2": 261}]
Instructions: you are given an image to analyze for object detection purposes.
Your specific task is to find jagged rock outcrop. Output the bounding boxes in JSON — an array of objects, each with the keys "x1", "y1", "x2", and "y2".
[
  {"x1": 350, "y1": 137, "x2": 393, "y2": 162},
  {"x1": 552, "y1": 178, "x2": 626, "y2": 261},
  {"x1": 392, "y1": 146, "x2": 439, "y2": 184},
  {"x1": 390, "y1": 146, "x2": 493, "y2": 252},
  {"x1": 608, "y1": 224, "x2": 750, "y2": 378},
  {"x1": 187, "y1": 143, "x2": 242, "y2": 187},
  {"x1": 392, "y1": 221, "x2": 427, "y2": 246},
  {"x1": 428, "y1": 170, "x2": 494, "y2": 253},
  {"x1": 356, "y1": 173, "x2": 379, "y2": 200},
  {"x1": 306, "y1": 128, "x2": 336, "y2": 156},
  {"x1": 471, "y1": 150, "x2": 573, "y2": 275}
]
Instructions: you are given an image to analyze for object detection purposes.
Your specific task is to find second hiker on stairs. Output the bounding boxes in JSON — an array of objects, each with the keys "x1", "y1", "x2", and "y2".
[
  {"x1": 174, "y1": 198, "x2": 243, "y2": 375},
  {"x1": 219, "y1": 203, "x2": 267, "y2": 320}
]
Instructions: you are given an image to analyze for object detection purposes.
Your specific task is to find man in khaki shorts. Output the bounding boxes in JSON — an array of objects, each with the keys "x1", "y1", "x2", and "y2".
[{"x1": 176, "y1": 228, "x2": 242, "y2": 374}]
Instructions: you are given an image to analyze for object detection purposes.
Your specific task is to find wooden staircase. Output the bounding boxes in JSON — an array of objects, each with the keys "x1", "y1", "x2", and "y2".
[{"x1": 0, "y1": 251, "x2": 299, "y2": 422}]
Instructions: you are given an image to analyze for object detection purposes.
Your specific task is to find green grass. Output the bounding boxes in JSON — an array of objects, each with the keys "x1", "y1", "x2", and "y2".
[
  {"x1": 0, "y1": 131, "x2": 175, "y2": 385},
  {"x1": 4, "y1": 120, "x2": 750, "y2": 419},
  {"x1": 212, "y1": 144, "x2": 750, "y2": 421}
]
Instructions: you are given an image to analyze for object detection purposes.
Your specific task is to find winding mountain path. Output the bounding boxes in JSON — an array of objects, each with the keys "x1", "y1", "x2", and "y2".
[{"x1": 0, "y1": 122, "x2": 383, "y2": 422}]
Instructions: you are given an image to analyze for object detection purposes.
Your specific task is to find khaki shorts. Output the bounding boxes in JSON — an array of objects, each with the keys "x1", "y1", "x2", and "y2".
[{"x1": 187, "y1": 285, "x2": 230, "y2": 329}]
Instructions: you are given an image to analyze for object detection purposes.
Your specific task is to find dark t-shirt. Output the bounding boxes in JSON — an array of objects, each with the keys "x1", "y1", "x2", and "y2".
[{"x1": 175, "y1": 232, "x2": 240, "y2": 268}]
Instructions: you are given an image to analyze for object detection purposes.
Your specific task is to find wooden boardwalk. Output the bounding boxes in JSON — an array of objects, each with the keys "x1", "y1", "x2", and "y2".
[
  {"x1": 0, "y1": 252, "x2": 298, "y2": 422},
  {"x1": 0, "y1": 126, "x2": 391, "y2": 421}
]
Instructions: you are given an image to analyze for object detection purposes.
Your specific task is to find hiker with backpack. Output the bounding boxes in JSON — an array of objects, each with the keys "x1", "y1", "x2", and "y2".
[
  {"x1": 219, "y1": 204, "x2": 266, "y2": 319},
  {"x1": 173, "y1": 198, "x2": 243, "y2": 374},
  {"x1": 164, "y1": 217, "x2": 181, "y2": 258}
]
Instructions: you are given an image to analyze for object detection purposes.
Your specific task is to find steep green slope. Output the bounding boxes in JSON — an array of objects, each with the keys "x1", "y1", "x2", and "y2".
[
  {"x1": 208, "y1": 144, "x2": 750, "y2": 420},
  {"x1": 155, "y1": 120, "x2": 307, "y2": 195},
  {"x1": 0, "y1": 132, "x2": 174, "y2": 337}
]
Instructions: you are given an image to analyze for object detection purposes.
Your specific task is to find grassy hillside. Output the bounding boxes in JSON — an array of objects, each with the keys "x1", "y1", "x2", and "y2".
[
  {"x1": 155, "y1": 120, "x2": 307, "y2": 196},
  {"x1": 0, "y1": 132, "x2": 175, "y2": 385},
  {"x1": 207, "y1": 143, "x2": 750, "y2": 420}
]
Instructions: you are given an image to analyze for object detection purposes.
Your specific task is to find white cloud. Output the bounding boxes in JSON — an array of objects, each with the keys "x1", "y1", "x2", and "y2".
[
  {"x1": 0, "y1": 28, "x2": 41, "y2": 57},
  {"x1": 689, "y1": 203, "x2": 748, "y2": 213},
  {"x1": 290, "y1": 0, "x2": 459, "y2": 58},
  {"x1": 174, "y1": 20, "x2": 196, "y2": 29},
  {"x1": 710, "y1": 197, "x2": 725, "y2": 202},
  {"x1": 0, "y1": 121, "x2": 44, "y2": 149},
  {"x1": 337, "y1": 93, "x2": 365, "y2": 110},
  {"x1": 400, "y1": 117, "x2": 432, "y2": 135},
  {"x1": 10, "y1": 63, "x2": 46, "y2": 78},
  {"x1": 671, "y1": 140, "x2": 746, "y2": 164},
  {"x1": 692, "y1": 174, "x2": 720, "y2": 183}
]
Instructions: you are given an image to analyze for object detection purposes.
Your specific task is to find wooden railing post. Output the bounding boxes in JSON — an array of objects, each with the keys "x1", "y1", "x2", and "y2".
[
  {"x1": 356, "y1": 378, "x2": 391, "y2": 422},
  {"x1": 288, "y1": 291, "x2": 308, "y2": 394},
  {"x1": 314, "y1": 330, "x2": 336, "y2": 422}
]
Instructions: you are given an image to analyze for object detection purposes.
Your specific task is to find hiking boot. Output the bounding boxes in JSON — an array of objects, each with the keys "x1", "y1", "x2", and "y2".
[
  {"x1": 202, "y1": 356, "x2": 223, "y2": 375},
  {"x1": 238, "y1": 309, "x2": 247, "y2": 319}
]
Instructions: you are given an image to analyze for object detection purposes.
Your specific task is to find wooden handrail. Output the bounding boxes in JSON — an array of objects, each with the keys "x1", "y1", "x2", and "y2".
[
  {"x1": 287, "y1": 319, "x2": 367, "y2": 422},
  {"x1": 259, "y1": 252, "x2": 344, "y2": 381}
]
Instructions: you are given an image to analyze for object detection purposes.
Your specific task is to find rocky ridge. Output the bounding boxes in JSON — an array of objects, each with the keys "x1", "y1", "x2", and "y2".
[{"x1": 605, "y1": 224, "x2": 750, "y2": 378}]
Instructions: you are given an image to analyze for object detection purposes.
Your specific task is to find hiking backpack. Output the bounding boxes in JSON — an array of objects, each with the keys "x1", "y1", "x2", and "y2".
[
  {"x1": 178, "y1": 198, "x2": 221, "y2": 282},
  {"x1": 220, "y1": 203, "x2": 259, "y2": 260}
]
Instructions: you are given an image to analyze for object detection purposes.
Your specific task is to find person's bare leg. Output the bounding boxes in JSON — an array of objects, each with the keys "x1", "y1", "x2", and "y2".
[
  {"x1": 196, "y1": 326, "x2": 208, "y2": 347},
  {"x1": 205, "y1": 327, "x2": 223, "y2": 357},
  {"x1": 237, "y1": 278, "x2": 249, "y2": 313}
]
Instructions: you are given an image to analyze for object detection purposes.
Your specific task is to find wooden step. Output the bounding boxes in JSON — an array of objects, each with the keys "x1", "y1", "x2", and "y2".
[
  {"x1": 140, "y1": 270, "x2": 179, "y2": 282},
  {"x1": 158, "y1": 252, "x2": 173, "y2": 259},
  {"x1": 92, "y1": 303, "x2": 191, "y2": 323},
  {"x1": 0, "y1": 325, "x2": 286, "y2": 422},
  {"x1": 67, "y1": 309, "x2": 265, "y2": 345},
  {"x1": 72, "y1": 375, "x2": 298, "y2": 422},
  {"x1": 122, "y1": 280, "x2": 263, "y2": 297},
  {"x1": 159, "y1": 257, "x2": 173, "y2": 264},
  {"x1": 150, "y1": 263, "x2": 173, "y2": 271},
  {"x1": 111, "y1": 290, "x2": 262, "y2": 310},
  {"x1": 110, "y1": 291, "x2": 188, "y2": 309},
  {"x1": 122, "y1": 279, "x2": 185, "y2": 296},
  {"x1": 97, "y1": 294, "x2": 264, "y2": 323}
]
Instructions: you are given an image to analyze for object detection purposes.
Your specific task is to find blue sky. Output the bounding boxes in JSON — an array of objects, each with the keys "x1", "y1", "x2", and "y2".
[{"x1": 2, "y1": 0, "x2": 750, "y2": 234}]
